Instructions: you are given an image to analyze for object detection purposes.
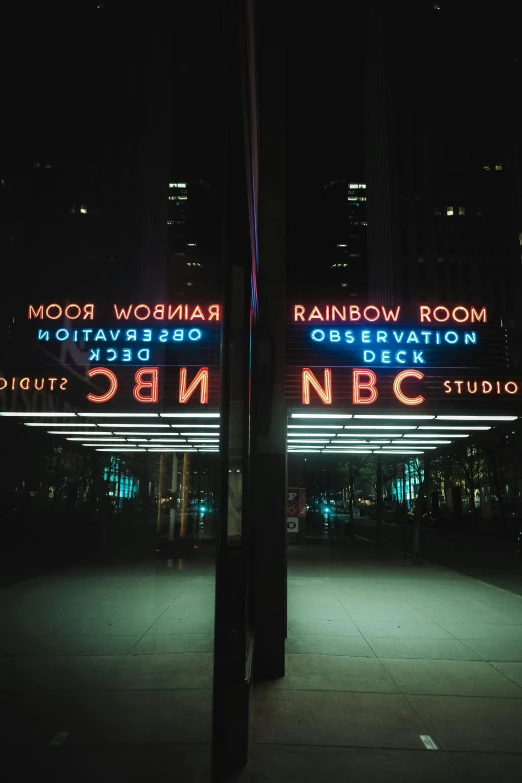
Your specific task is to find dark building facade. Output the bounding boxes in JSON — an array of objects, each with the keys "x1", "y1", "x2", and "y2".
[{"x1": 365, "y1": 0, "x2": 522, "y2": 333}]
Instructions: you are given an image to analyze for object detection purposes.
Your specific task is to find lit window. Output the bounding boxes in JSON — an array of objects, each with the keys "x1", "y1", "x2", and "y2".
[
  {"x1": 341, "y1": 283, "x2": 347, "y2": 287},
  {"x1": 495, "y1": 164, "x2": 503, "y2": 171},
  {"x1": 186, "y1": 242, "x2": 197, "y2": 247},
  {"x1": 44, "y1": 164, "x2": 51, "y2": 169},
  {"x1": 69, "y1": 207, "x2": 76, "y2": 214},
  {"x1": 169, "y1": 182, "x2": 187, "y2": 188},
  {"x1": 337, "y1": 243, "x2": 347, "y2": 248},
  {"x1": 458, "y1": 206, "x2": 466, "y2": 215},
  {"x1": 360, "y1": 221, "x2": 368, "y2": 226},
  {"x1": 483, "y1": 165, "x2": 490, "y2": 171},
  {"x1": 446, "y1": 206, "x2": 453, "y2": 216},
  {"x1": 80, "y1": 206, "x2": 87, "y2": 214},
  {"x1": 434, "y1": 207, "x2": 441, "y2": 215}
]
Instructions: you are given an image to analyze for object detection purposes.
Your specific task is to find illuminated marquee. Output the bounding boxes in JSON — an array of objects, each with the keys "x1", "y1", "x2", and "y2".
[
  {"x1": 1, "y1": 302, "x2": 221, "y2": 412},
  {"x1": 286, "y1": 303, "x2": 519, "y2": 411}
]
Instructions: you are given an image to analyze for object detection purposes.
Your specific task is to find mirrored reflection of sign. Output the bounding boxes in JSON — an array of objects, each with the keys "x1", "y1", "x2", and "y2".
[{"x1": 1, "y1": 302, "x2": 221, "y2": 413}]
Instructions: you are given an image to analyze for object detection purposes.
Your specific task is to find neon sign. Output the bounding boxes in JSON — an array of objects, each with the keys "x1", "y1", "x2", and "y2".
[
  {"x1": 28, "y1": 303, "x2": 221, "y2": 321},
  {"x1": 287, "y1": 302, "x2": 519, "y2": 410},
  {"x1": 293, "y1": 304, "x2": 487, "y2": 323}
]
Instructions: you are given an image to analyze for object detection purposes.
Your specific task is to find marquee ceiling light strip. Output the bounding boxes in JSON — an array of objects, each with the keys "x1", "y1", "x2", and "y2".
[
  {"x1": 290, "y1": 414, "x2": 353, "y2": 419},
  {"x1": 173, "y1": 424, "x2": 220, "y2": 428},
  {"x1": 47, "y1": 431, "x2": 110, "y2": 435},
  {"x1": 84, "y1": 443, "x2": 138, "y2": 448},
  {"x1": 105, "y1": 431, "x2": 182, "y2": 436},
  {"x1": 97, "y1": 423, "x2": 171, "y2": 428},
  {"x1": 436, "y1": 415, "x2": 517, "y2": 421},
  {"x1": 287, "y1": 425, "x2": 343, "y2": 429},
  {"x1": 353, "y1": 415, "x2": 435, "y2": 420},
  {"x1": 67, "y1": 437, "x2": 127, "y2": 442},
  {"x1": 392, "y1": 440, "x2": 450, "y2": 445},
  {"x1": 418, "y1": 425, "x2": 491, "y2": 430},
  {"x1": 322, "y1": 449, "x2": 373, "y2": 454},
  {"x1": 96, "y1": 448, "x2": 142, "y2": 452},
  {"x1": 379, "y1": 450, "x2": 424, "y2": 455},
  {"x1": 404, "y1": 433, "x2": 468, "y2": 438},
  {"x1": 181, "y1": 433, "x2": 221, "y2": 437},
  {"x1": 342, "y1": 425, "x2": 418, "y2": 430},
  {"x1": 77, "y1": 413, "x2": 160, "y2": 417},
  {"x1": 288, "y1": 440, "x2": 330, "y2": 444},
  {"x1": 24, "y1": 422, "x2": 98, "y2": 427},
  {"x1": 383, "y1": 444, "x2": 435, "y2": 449},
  {"x1": 160, "y1": 413, "x2": 220, "y2": 418},
  {"x1": 336, "y1": 433, "x2": 409, "y2": 438},
  {"x1": 324, "y1": 440, "x2": 366, "y2": 445},
  {"x1": 287, "y1": 432, "x2": 337, "y2": 438},
  {"x1": 0, "y1": 412, "x2": 78, "y2": 417}
]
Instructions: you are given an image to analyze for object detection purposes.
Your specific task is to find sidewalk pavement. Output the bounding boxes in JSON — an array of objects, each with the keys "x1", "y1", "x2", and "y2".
[{"x1": 248, "y1": 539, "x2": 522, "y2": 783}]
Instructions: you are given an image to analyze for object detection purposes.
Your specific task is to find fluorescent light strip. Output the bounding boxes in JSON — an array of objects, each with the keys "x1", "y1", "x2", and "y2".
[
  {"x1": 287, "y1": 449, "x2": 322, "y2": 452},
  {"x1": 84, "y1": 443, "x2": 138, "y2": 447},
  {"x1": 353, "y1": 415, "x2": 435, "y2": 420},
  {"x1": 418, "y1": 425, "x2": 491, "y2": 430},
  {"x1": 322, "y1": 449, "x2": 373, "y2": 454},
  {"x1": 392, "y1": 440, "x2": 450, "y2": 445},
  {"x1": 383, "y1": 445, "x2": 435, "y2": 449},
  {"x1": 160, "y1": 413, "x2": 220, "y2": 418},
  {"x1": 96, "y1": 448, "x2": 142, "y2": 452},
  {"x1": 175, "y1": 424, "x2": 220, "y2": 428},
  {"x1": 288, "y1": 440, "x2": 330, "y2": 444},
  {"x1": 47, "y1": 431, "x2": 108, "y2": 435},
  {"x1": 324, "y1": 440, "x2": 366, "y2": 445},
  {"x1": 67, "y1": 437, "x2": 127, "y2": 442},
  {"x1": 77, "y1": 413, "x2": 159, "y2": 417},
  {"x1": 25, "y1": 422, "x2": 97, "y2": 427},
  {"x1": 182, "y1": 433, "x2": 221, "y2": 437},
  {"x1": 97, "y1": 423, "x2": 170, "y2": 428},
  {"x1": 106, "y1": 432, "x2": 183, "y2": 436},
  {"x1": 291, "y1": 414, "x2": 353, "y2": 419},
  {"x1": 380, "y1": 450, "x2": 424, "y2": 454},
  {"x1": 288, "y1": 433, "x2": 337, "y2": 438},
  {"x1": 336, "y1": 433, "x2": 407, "y2": 439},
  {"x1": 287, "y1": 425, "x2": 343, "y2": 429},
  {"x1": 0, "y1": 412, "x2": 77, "y2": 417},
  {"x1": 402, "y1": 433, "x2": 468, "y2": 439},
  {"x1": 342, "y1": 425, "x2": 418, "y2": 430},
  {"x1": 436, "y1": 415, "x2": 517, "y2": 421},
  {"x1": 188, "y1": 439, "x2": 220, "y2": 442}
]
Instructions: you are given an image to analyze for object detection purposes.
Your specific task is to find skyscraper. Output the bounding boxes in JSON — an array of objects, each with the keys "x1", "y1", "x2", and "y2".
[{"x1": 365, "y1": 0, "x2": 522, "y2": 331}]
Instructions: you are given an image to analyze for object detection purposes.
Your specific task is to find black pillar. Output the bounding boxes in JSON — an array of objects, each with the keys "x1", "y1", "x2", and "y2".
[{"x1": 251, "y1": 0, "x2": 287, "y2": 681}]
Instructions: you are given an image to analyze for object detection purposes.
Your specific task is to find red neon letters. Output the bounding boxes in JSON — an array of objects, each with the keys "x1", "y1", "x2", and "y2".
[
  {"x1": 302, "y1": 368, "x2": 332, "y2": 405},
  {"x1": 133, "y1": 368, "x2": 159, "y2": 403},
  {"x1": 86, "y1": 367, "x2": 119, "y2": 403},
  {"x1": 300, "y1": 368, "x2": 426, "y2": 407},
  {"x1": 179, "y1": 367, "x2": 209, "y2": 404},
  {"x1": 84, "y1": 367, "x2": 210, "y2": 405},
  {"x1": 352, "y1": 370, "x2": 378, "y2": 404},
  {"x1": 392, "y1": 370, "x2": 425, "y2": 406}
]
